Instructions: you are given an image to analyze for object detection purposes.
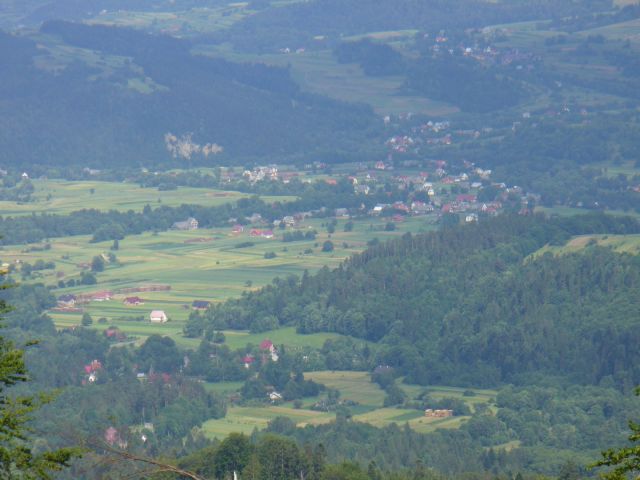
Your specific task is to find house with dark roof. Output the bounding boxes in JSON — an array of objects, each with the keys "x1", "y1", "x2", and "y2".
[
  {"x1": 123, "y1": 296, "x2": 144, "y2": 306},
  {"x1": 192, "y1": 300, "x2": 211, "y2": 311},
  {"x1": 57, "y1": 294, "x2": 77, "y2": 307}
]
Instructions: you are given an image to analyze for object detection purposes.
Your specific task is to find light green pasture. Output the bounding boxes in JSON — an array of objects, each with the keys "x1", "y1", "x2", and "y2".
[{"x1": 0, "y1": 179, "x2": 265, "y2": 216}]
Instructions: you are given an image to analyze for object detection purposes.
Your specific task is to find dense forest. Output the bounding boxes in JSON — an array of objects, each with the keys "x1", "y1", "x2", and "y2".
[{"x1": 194, "y1": 214, "x2": 640, "y2": 388}]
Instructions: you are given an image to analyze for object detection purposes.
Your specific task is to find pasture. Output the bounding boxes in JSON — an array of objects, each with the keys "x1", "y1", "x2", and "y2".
[
  {"x1": 532, "y1": 233, "x2": 640, "y2": 258},
  {"x1": 196, "y1": 45, "x2": 458, "y2": 117},
  {"x1": 0, "y1": 179, "x2": 292, "y2": 216},
  {"x1": 535, "y1": 206, "x2": 640, "y2": 219},
  {"x1": 201, "y1": 371, "x2": 497, "y2": 438},
  {"x1": 84, "y1": 3, "x2": 253, "y2": 35},
  {"x1": 305, "y1": 371, "x2": 387, "y2": 406},
  {"x1": 202, "y1": 405, "x2": 335, "y2": 438}
]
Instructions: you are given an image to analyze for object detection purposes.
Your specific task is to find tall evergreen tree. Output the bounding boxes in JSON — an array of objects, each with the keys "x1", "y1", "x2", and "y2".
[{"x1": 0, "y1": 284, "x2": 78, "y2": 478}]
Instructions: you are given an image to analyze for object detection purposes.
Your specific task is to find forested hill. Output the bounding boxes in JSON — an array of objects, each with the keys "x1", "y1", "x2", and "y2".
[
  {"x1": 197, "y1": 213, "x2": 640, "y2": 388},
  {"x1": 221, "y1": 0, "x2": 612, "y2": 52},
  {"x1": 0, "y1": 23, "x2": 378, "y2": 168}
]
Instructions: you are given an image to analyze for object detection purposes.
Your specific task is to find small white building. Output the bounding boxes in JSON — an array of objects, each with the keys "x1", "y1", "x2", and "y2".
[
  {"x1": 269, "y1": 391, "x2": 283, "y2": 402},
  {"x1": 149, "y1": 310, "x2": 168, "y2": 323}
]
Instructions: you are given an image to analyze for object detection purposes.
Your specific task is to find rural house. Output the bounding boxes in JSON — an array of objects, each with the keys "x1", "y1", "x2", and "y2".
[
  {"x1": 57, "y1": 294, "x2": 77, "y2": 307},
  {"x1": 149, "y1": 310, "x2": 168, "y2": 323},
  {"x1": 243, "y1": 355, "x2": 255, "y2": 369},
  {"x1": 91, "y1": 291, "x2": 112, "y2": 302},
  {"x1": 192, "y1": 300, "x2": 211, "y2": 311},
  {"x1": 123, "y1": 296, "x2": 144, "y2": 306},
  {"x1": 269, "y1": 391, "x2": 283, "y2": 402},
  {"x1": 172, "y1": 217, "x2": 198, "y2": 230}
]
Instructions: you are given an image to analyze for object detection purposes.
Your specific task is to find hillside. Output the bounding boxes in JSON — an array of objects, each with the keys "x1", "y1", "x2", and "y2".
[
  {"x1": 196, "y1": 213, "x2": 640, "y2": 387},
  {"x1": 0, "y1": 23, "x2": 380, "y2": 168},
  {"x1": 219, "y1": 0, "x2": 613, "y2": 53}
]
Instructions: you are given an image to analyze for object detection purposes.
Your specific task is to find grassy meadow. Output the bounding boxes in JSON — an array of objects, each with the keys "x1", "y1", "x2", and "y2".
[
  {"x1": 531, "y1": 233, "x2": 640, "y2": 258},
  {"x1": 0, "y1": 179, "x2": 295, "y2": 216}
]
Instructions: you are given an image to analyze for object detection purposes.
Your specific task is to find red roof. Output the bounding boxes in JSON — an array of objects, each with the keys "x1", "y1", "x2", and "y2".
[
  {"x1": 243, "y1": 355, "x2": 255, "y2": 363},
  {"x1": 260, "y1": 339, "x2": 273, "y2": 350}
]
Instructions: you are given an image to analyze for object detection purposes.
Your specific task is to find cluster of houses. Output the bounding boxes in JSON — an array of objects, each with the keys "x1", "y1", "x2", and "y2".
[
  {"x1": 241, "y1": 340, "x2": 279, "y2": 367},
  {"x1": 425, "y1": 31, "x2": 539, "y2": 70},
  {"x1": 243, "y1": 166, "x2": 279, "y2": 183},
  {"x1": 385, "y1": 135, "x2": 415, "y2": 154}
]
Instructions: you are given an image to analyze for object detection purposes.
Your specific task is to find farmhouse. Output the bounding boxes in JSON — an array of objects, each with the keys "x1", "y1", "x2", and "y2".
[
  {"x1": 192, "y1": 300, "x2": 211, "y2": 311},
  {"x1": 123, "y1": 296, "x2": 144, "y2": 306},
  {"x1": 243, "y1": 355, "x2": 255, "y2": 369},
  {"x1": 269, "y1": 391, "x2": 283, "y2": 402},
  {"x1": 57, "y1": 294, "x2": 76, "y2": 307},
  {"x1": 104, "y1": 327, "x2": 126, "y2": 341},
  {"x1": 149, "y1": 310, "x2": 168, "y2": 323},
  {"x1": 425, "y1": 409, "x2": 453, "y2": 418},
  {"x1": 172, "y1": 217, "x2": 198, "y2": 230},
  {"x1": 91, "y1": 291, "x2": 112, "y2": 302},
  {"x1": 260, "y1": 339, "x2": 279, "y2": 361},
  {"x1": 250, "y1": 228, "x2": 274, "y2": 239}
]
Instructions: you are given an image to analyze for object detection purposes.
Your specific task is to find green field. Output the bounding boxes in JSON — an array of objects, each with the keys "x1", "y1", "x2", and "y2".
[
  {"x1": 202, "y1": 405, "x2": 335, "y2": 438},
  {"x1": 535, "y1": 206, "x2": 640, "y2": 219},
  {"x1": 532, "y1": 233, "x2": 640, "y2": 258},
  {"x1": 85, "y1": 3, "x2": 254, "y2": 35},
  {"x1": 201, "y1": 371, "x2": 497, "y2": 438},
  {"x1": 0, "y1": 179, "x2": 295, "y2": 216},
  {"x1": 305, "y1": 371, "x2": 387, "y2": 405},
  {"x1": 1, "y1": 206, "x2": 433, "y2": 339},
  {"x1": 195, "y1": 45, "x2": 458, "y2": 117}
]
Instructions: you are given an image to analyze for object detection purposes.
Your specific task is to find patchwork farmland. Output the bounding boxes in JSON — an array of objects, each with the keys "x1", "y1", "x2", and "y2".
[{"x1": 202, "y1": 371, "x2": 497, "y2": 438}]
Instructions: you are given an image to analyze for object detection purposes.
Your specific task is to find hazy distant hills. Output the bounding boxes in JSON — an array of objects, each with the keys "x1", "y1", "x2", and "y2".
[
  {"x1": 2, "y1": 0, "x2": 229, "y2": 26},
  {"x1": 0, "y1": 22, "x2": 380, "y2": 168},
  {"x1": 2, "y1": 0, "x2": 639, "y2": 169},
  {"x1": 219, "y1": 0, "x2": 613, "y2": 52}
]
